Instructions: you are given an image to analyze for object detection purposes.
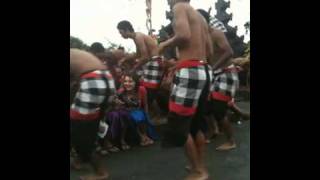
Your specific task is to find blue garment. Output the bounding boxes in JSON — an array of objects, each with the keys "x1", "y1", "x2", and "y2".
[{"x1": 129, "y1": 109, "x2": 159, "y2": 140}]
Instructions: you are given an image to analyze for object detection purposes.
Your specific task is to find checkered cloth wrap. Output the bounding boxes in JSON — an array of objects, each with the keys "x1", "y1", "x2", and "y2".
[
  {"x1": 210, "y1": 17, "x2": 227, "y2": 33},
  {"x1": 169, "y1": 60, "x2": 212, "y2": 116},
  {"x1": 210, "y1": 65, "x2": 240, "y2": 102},
  {"x1": 70, "y1": 70, "x2": 116, "y2": 121},
  {"x1": 141, "y1": 56, "x2": 164, "y2": 89}
]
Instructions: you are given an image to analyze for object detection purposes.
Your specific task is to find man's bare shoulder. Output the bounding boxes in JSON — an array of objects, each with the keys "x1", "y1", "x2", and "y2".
[
  {"x1": 70, "y1": 48, "x2": 83, "y2": 56},
  {"x1": 137, "y1": 32, "x2": 155, "y2": 43},
  {"x1": 70, "y1": 48, "x2": 100, "y2": 62},
  {"x1": 134, "y1": 32, "x2": 147, "y2": 42},
  {"x1": 173, "y1": 2, "x2": 189, "y2": 11},
  {"x1": 136, "y1": 32, "x2": 147, "y2": 39},
  {"x1": 70, "y1": 48, "x2": 92, "y2": 57}
]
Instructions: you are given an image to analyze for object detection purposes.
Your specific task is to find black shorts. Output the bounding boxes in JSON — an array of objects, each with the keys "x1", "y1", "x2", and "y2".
[
  {"x1": 71, "y1": 120, "x2": 99, "y2": 162},
  {"x1": 161, "y1": 112, "x2": 192, "y2": 148},
  {"x1": 161, "y1": 64, "x2": 210, "y2": 148},
  {"x1": 161, "y1": 89, "x2": 209, "y2": 148},
  {"x1": 190, "y1": 108, "x2": 208, "y2": 138},
  {"x1": 210, "y1": 99, "x2": 229, "y2": 121}
]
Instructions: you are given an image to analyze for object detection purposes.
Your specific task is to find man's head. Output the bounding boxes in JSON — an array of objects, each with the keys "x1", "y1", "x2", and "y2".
[
  {"x1": 117, "y1": 20, "x2": 135, "y2": 39},
  {"x1": 89, "y1": 42, "x2": 105, "y2": 54}
]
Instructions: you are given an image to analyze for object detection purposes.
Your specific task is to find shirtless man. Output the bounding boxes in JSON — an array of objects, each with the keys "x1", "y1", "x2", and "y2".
[
  {"x1": 198, "y1": 9, "x2": 240, "y2": 151},
  {"x1": 117, "y1": 20, "x2": 164, "y2": 114},
  {"x1": 70, "y1": 49, "x2": 116, "y2": 180},
  {"x1": 158, "y1": 1, "x2": 213, "y2": 179}
]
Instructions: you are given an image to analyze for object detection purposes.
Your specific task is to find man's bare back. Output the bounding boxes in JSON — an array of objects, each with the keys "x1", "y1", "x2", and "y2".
[
  {"x1": 209, "y1": 28, "x2": 233, "y2": 69},
  {"x1": 159, "y1": 1, "x2": 212, "y2": 63},
  {"x1": 117, "y1": 20, "x2": 159, "y2": 70},
  {"x1": 134, "y1": 32, "x2": 159, "y2": 59},
  {"x1": 70, "y1": 49, "x2": 107, "y2": 80}
]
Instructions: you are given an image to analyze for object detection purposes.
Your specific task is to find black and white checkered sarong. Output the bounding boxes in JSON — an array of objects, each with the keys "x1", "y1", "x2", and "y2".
[
  {"x1": 169, "y1": 61, "x2": 212, "y2": 116},
  {"x1": 210, "y1": 65, "x2": 239, "y2": 101},
  {"x1": 70, "y1": 70, "x2": 116, "y2": 121},
  {"x1": 141, "y1": 56, "x2": 164, "y2": 89}
]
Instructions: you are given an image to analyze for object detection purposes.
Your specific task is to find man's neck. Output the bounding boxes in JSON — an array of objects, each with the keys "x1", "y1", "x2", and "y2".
[{"x1": 128, "y1": 32, "x2": 136, "y2": 39}]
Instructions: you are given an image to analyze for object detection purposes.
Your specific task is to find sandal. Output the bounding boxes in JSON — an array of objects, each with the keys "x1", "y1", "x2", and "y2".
[
  {"x1": 121, "y1": 142, "x2": 131, "y2": 150},
  {"x1": 146, "y1": 139, "x2": 154, "y2": 145},
  {"x1": 107, "y1": 145, "x2": 120, "y2": 153},
  {"x1": 140, "y1": 139, "x2": 148, "y2": 146},
  {"x1": 70, "y1": 148, "x2": 77, "y2": 157},
  {"x1": 96, "y1": 146, "x2": 102, "y2": 152},
  {"x1": 99, "y1": 149, "x2": 109, "y2": 156}
]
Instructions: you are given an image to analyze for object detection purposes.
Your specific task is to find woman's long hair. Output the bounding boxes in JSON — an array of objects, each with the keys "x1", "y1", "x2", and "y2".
[{"x1": 121, "y1": 72, "x2": 140, "y2": 93}]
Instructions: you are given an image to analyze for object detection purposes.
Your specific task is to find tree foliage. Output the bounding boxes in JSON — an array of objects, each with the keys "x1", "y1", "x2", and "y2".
[{"x1": 70, "y1": 36, "x2": 89, "y2": 50}]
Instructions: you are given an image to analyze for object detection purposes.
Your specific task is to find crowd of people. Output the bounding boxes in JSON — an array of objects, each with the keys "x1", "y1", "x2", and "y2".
[{"x1": 70, "y1": 0, "x2": 250, "y2": 180}]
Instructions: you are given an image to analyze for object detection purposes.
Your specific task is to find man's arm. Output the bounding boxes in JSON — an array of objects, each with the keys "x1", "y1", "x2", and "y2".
[
  {"x1": 211, "y1": 30, "x2": 234, "y2": 70},
  {"x1": 159, "y1": 4, "x2": 190, "y2": 54},
  {"x1": 206, "y1": 31, "x2": 214, "y2": 65}
]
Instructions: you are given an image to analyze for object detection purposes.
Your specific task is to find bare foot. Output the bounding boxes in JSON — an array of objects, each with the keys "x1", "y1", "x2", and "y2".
[
  {"x1": 140, "y1": 139, "x2": 148, "y2": 146},
  {"x1": 140, "y1": 136, "x2": 152, "y2": 146},
  {"x1": 216, "y1": 142, "x2": 236, "y2": 151},
  {"x1": 107, "y1": 145, "x2": 120, "y2": 153},
  {"x1": 100, "y1": 149, "x2": 109, "y2": 156},
  {"x1": 146, "y1": 138, "x2": 154, "y2": 145},
  {"x1": 184, "y1": 171, "x2": 209, "y2": 180},
  {"x1": 242, "y1": 112, "x2": 250, "y2": 120},
  {"x1": 79, "y1": 173, "x2": 109, "y2": 180},
  {"x1": 121, "y1": 142, "x2": 131, "y2": 150},
  {"x1": 185, "y1": 165, "x2": 191, "y2": 172},
  {"x1": 70, "y1": 148, "x2": 77, "y2": 157},
  {"x1": 71, "y1": 160, "x2": 90, "y2": 171}
]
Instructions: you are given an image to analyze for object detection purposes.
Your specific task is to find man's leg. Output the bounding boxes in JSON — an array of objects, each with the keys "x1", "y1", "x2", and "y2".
[
  {"x1": 194, "y1": 131, "x2": 209, "y2": 178},
  {"x1": 229, "y1": 103, "x2": 250, "y2": 120},
  {"x1": 204, "y1": 115, "x2": 216, "y2": 143},
  {"x1": 120, "y1": 119, "x2": 130, "y2": 150},
  {"x1": 210, "y1": 99, "x2": 236, "y2": 150},
  {"x1": 71, "y1": 121, "x2": 91, "y2": 171},
  {"x1": 185, "y1": 133, "x2": 209, "y2": 180},
  {"x1": 187, "y1": 109, "x2": 209, "y2": 179},
  {"x1": 184, "y1": 134, "x2": 201, "y2": 174},
  {"x1": 155, "y1": 89, "x2": 170, "y2": 115},
  {"x1": 146, "y1": 88, "x2": 156, "y2": 109},
  {"x1": 215, "y1": 110, "x2": 236, "y2": 150},
  {"x1": 87, "y1": 153, "x2": 109, "y2": 180},
  {"x1": 216, "y1": 115, "x2": 236, "y2": 151},
  {"x1": 72, "y1": 121, "x2": 109, "y2": 180}
]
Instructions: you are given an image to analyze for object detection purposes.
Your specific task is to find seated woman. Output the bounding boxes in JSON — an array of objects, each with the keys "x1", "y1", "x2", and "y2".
[
  {"x1": 97, "y1": 93, "x2": 133, "y2": 152},
  {"x1": 118, "y1": 73, "x2": 158, "y2": 146}
]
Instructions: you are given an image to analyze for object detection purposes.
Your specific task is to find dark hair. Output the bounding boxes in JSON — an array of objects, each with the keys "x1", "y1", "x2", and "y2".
[
  {"x1": 164, "y1": 23, "x2": 174, "y2": 36},
  {"x1": 122, "y1": 72, "x2": 140, "y2": 92},
  {"x1": 118, "y1": 46, "x2": 125, "y2": 51},
  {"x1": 197, "y1": 9, "x2": 210, "y2": 24},
  {"x1": 89, "y1": 42, "x2": 105, "y2": 54},
  {"x1": 117, "y1": 20, "x2": 135, "y2": 32}
]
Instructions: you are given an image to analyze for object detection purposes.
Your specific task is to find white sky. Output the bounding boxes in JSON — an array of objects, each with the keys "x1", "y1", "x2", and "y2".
[{"x1": 70, "y1": 0, "x2": 250, "y2": 52}]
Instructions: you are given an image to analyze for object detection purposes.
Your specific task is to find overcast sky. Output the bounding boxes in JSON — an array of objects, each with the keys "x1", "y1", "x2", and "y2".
[{"x1": 70, "y1": 0, "x2": 250, "y2": 52}]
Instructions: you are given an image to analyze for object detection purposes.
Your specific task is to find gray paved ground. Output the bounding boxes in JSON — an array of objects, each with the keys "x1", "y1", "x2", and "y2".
[{"x1": 70, "y1": 101, "x2": 250, "y2": 180}]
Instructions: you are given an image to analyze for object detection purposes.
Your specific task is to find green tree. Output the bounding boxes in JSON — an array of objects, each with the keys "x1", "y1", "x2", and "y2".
[
  {"x1": 70, "y1": 36, "x2": 89, "y2": 50},
  {"x1": 244, "y1": 21, "x2": 250, "y2": 35}
]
